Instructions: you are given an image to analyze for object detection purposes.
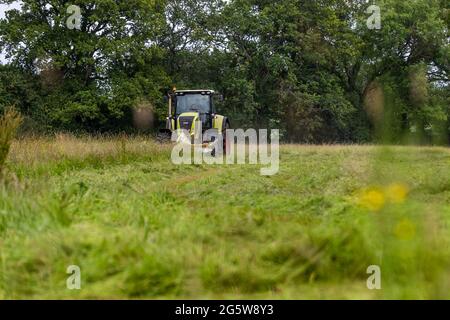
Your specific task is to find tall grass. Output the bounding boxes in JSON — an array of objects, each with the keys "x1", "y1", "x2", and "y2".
[
  {"x1": 0, "y1": 108, "x2": 23, "y2": 173},
  {"x1": 0, "y1": 137, "x2": 449, "y2": 299}
]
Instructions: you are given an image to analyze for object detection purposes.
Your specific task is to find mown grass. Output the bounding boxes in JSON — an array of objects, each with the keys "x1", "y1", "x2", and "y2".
[{"x1": 0, "y1": 136, "x2": 449, "y2": 299}]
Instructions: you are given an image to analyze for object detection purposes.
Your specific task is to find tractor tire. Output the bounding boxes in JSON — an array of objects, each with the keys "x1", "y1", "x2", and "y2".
[{"x1": 223, "y1": 121, "x2": 230, "y2": 155}]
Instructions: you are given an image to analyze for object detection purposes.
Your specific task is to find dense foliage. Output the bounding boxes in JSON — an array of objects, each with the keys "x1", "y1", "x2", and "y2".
[{"x1": 0, "y1": 0, "x2": 448, "y2": 143}]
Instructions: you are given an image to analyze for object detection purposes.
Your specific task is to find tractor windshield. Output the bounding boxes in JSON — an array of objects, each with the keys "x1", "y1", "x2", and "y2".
[{"x1": 175, "y1": 94, "x2": 211, "y2": 115}]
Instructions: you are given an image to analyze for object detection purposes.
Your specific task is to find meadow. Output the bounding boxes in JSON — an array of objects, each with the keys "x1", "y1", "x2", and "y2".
[{"x1": 0, "y1": 135, "x2": 449, "y2": 299}]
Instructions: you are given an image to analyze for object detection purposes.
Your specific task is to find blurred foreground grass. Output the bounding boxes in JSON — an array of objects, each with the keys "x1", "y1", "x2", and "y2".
[{"x1": 0, "y1": 136, "x2": 449, "y2": 299}]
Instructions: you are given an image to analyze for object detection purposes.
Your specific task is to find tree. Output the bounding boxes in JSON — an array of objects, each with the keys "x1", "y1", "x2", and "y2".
[
  {"x1": 0, "y1": 0, "x2": 448, "y2": 142},
  {"x1": 0, "y1": 0, "x2": 168, "y2": 131}
]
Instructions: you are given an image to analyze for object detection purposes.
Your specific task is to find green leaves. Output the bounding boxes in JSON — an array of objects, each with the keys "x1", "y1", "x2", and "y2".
[
  {"x1": 0, "y1": 0, "x2": 448, "y2": 141},
  {"x1": 0, "y1": 0, "x2": 168, "y2": 131}
]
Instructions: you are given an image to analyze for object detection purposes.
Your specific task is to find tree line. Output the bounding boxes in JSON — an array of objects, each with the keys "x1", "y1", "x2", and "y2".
[{"x1": 0, "y1": 0, "x2": 448, "y2": 143}]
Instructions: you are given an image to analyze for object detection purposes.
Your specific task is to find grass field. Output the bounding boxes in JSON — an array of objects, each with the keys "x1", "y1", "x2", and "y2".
[{"x1": 0, "y1": 136, "x2": 449, "y2": 299}]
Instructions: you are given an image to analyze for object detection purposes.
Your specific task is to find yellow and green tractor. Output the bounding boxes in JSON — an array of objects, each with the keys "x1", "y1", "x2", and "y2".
[{"x1": 159, "y1": 89, "x2": 230, "y2": 154}]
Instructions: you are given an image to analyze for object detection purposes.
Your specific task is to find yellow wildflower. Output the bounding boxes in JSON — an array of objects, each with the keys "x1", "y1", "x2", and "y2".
[
  {"x1": 386, "y1": 183, "x2": 409, "y2": 204},
  {"x1": 359, "y1": 187, "x2": 386, "y2": 212}
]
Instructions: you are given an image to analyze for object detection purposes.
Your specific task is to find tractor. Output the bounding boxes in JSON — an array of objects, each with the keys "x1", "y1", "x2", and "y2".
[{"x1": 159, "y1": 89, "x2": 230, "y2": 154}]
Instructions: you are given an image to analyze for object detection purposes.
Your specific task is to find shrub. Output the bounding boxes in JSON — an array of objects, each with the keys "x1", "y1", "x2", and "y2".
[{"x1": 0, "y1": 108, "x2": 23, "y2": 172}]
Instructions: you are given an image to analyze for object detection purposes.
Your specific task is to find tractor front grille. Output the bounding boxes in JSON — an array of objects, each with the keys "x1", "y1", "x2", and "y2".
[{"x1": 178, "y1": 116, "x2": 195, "y2": 132}]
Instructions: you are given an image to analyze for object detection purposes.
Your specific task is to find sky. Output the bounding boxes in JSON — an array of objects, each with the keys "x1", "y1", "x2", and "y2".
[
  {"x1": 1, "y1": 1, "x2": 22, "y2": 63},
  {"x1": 0, "y1": 1, "x2": 22, "y2": 19}
]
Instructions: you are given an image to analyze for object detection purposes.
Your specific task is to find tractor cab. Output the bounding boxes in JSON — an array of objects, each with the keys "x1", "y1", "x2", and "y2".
[
  {"x1": 174, "y1": 90, "x2": 216, "y2": 131},
  {"x1": 161, "y1": 89, "x2": 230, "y2": 145}
]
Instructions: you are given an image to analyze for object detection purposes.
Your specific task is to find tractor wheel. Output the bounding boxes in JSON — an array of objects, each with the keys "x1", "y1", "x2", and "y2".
[{"x1": 223, "y1": 121, "x2": 230, "y2": 155}]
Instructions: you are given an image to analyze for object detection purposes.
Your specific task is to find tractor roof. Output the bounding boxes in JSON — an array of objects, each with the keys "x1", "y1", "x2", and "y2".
[{"x1": 175, "y1": 89, "x2": 215, "y2": 94}]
